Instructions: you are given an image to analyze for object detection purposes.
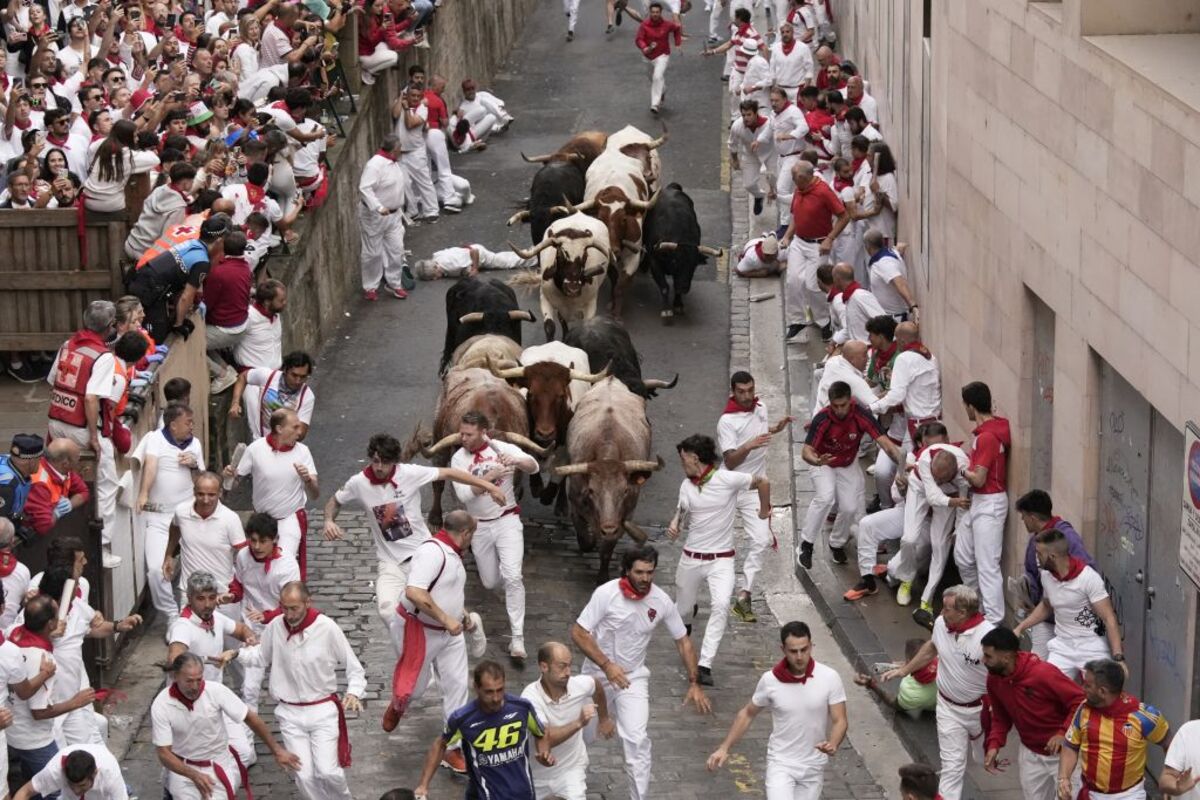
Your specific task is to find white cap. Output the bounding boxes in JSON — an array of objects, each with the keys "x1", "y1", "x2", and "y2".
[{"x1": 760, "y1": 233, "x2": 779, "y2": 256}]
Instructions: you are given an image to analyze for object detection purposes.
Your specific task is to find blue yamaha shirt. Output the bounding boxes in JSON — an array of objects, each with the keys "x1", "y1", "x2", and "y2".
[{"x1": 442, "y1": 694, "x2": 545, "y2": 800}]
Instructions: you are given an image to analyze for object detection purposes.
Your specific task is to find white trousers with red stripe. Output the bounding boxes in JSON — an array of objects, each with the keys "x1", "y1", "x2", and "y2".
[
  {"x1": 168, "y1": 752, "x2": 241, "y2": 800},
  {"x1": 393, "y1": 621, "x2": 470, "y2": 723},
  {"x1": 275, "y1": 700, "x2": 352, "y2": 800},
  {"x1": 935, "y1": 699, "x2": 983, "y2": 800},
  {"x1": 674, "y1": 553, "x2": 735, "y2": 668}
]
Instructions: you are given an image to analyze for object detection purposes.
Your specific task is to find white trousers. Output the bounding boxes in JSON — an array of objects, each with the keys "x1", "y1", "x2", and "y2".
[
  {"x1": 275, "y1": 700, "x2": 352, "y2": 800},
  {"x1": 1019, "y1": 743, "x2": 1069, "y2": 800},
  {"x1": 57, "y1": 706, "x2": 105, "y2": 747},
  {"x1": 477, "y1": 91, "x2": 512, "y2": 124},
  {"x1": 563, "y1": 0, "x2": 580, "y2": 30},
  {"x1": 358, "y1": 208, "x2": 406, "y2": 292},
  {"x1": 472, "y1": 514, "x2": 526, "y2": 638},
  {"x1": 856, "y1": 505, "x2": 904, "y2": 576},
  {"x1": 1028, "y1": 619, "x2": 1053, "y2": 660},
  {"x1": 738, "y1": 149, "x2": 776, "y2": 200},
  {"x1": 359, "y1": 41, "x2": 398, "y2": 75},
  {"x1": 1084, "y1": 784, "x2": 1146, "y2": 799},
  {"x1": 459, "y1": 114, "x2": 498, "y2": 149},
  {"x1": 143, "y1": 509, "x2": 180, "y2": 626},
  {"x1": 535, "y1": 765, "x2": 587, "y2": 800},
  {"x1": 475, "y1": 247, "x2": 533, "y2": 271},
  {"x1": 426, "y1": 129, "x2": 470, "y2": 207},
  {"x1": 785, "y1": 238, "x2": 830, "y2": 327},
  {"x1": 592, "y1": 666, "x2": 652, "y2": 800},
  {"x1": 377, "y1": 559, "x2": 412, "y2": 654},
  {"x1": 775, "y1": 154, "x2": 800, "y2": 226},
  {"x1": 800, "y1": 464, "x2": 863, "y2": 547},
  {"x1": 955, "y1": 492, "x2": 1008, "y2": 622},
  {"x1": 400, "y1": 149, "x2": 438, "y2": 218},
  {"x1": 728, "y1": 70, "x2": 745, "y2": 117},
  {"x1": 919, "y1": 504, "x2": 961, "y2": 606},
  {"x1": 736, "y1": 488, "x2": 773, "y2": 593},
  {"x1": 276, "y1": 512, "x2": 303, "y2": 565},
  {"x1": 226, "y1": 716, "x2": 257, "y2": 767},
  {"x1": 647, "y1": 55, "x2": 669, "y2": 108},
  {"x1": 887, "y1": 493, "x2": 933, "y2": 584},
  {"x1": 242, "y1": 619, "x2": 267, "y2": 713},
  {"x1": 764, "y1": 759, "x2": 824, "y2": 800},
  {"x1": 873, "y1": 446, "x2": 897, "y2": 508},
  {"x1": 675, "y1": 554, "x2": 735, "y2": 668},
  {"x1": 706, "y1": 0, "x2": 724, "y2": 38},
  {"x1": 167, "y1": 751, "x2": 241, "y2": 800},
  {"x1": 1047, "y1": 636, "x2": 1110, "y2": 682},
  {"x1": 395, "y1": 622, "x2": 470, "y2": 722},
  {"x1": 935, "y1": 700, "x2": 983, "y2": 800}
]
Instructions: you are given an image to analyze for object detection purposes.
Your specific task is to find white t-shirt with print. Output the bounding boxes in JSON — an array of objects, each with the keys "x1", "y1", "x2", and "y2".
[
  {"x1": 576, "y1": 580, "x2": 686, "y2": 674},
  {"x1": 1041, "y1": 564, "x2": 1110, "y2": 646},
  {"x1": 333, "y1": 465, "x2": 440, "y2": 564}
]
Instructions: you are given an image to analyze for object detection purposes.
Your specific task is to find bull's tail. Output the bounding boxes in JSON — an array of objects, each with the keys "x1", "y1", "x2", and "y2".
[{"x1": 506, "y1": 269, "x2": 543, "y2": 292}]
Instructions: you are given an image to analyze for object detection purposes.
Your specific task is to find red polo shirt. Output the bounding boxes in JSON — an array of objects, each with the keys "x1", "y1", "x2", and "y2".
[
  {"x1": 424, "y1": 90, "x2": 448, "y2": 130},
  {"x1": 969, "y1": 416, "x2": 1010, "y2": 494},
  {"x1": 805, "y1": 403, "x2": 882, "y2": 468},
  {"x1": 790, "y1": 178, "x2": 846, "y2": 240}
]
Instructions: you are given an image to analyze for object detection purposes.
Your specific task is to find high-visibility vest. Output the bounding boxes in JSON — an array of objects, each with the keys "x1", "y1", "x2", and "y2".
[{"x1": 48, "y1": 331, "x2": 108, "y2": 429}]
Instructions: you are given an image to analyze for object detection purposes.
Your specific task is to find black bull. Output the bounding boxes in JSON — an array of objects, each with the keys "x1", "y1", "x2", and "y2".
[
  {"x1": 440, "y1": 277, "x2": 535, "y2": 374},
  {"x1": 640, "y1": 182, "x2": 724, "y2": 320}
]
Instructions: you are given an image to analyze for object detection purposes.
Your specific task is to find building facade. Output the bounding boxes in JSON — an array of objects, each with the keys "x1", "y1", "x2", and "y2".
[{"x1": 831, "y1": 0, "x2": 1200, "y2": 718}]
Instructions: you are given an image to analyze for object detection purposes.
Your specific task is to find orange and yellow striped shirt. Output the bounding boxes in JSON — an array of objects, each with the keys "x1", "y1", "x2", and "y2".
[{"x1": 1065, "y1": 693, "x2": 1169, "y2": 793}]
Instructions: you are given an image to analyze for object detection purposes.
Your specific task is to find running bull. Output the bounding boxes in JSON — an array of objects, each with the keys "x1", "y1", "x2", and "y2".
[{"x1": 641, "y1": 182, "x2": 725, "y2": 320}]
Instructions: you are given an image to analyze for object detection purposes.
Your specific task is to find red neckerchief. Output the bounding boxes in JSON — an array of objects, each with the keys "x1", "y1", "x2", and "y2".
[
  {"x1": 90, "y1": 132, "x2": 105, "y2": 143},
  {"x1": 469, "y1": 440, "x2": 492, "y2": 464},
  {"x1": 362, "y1": 465, "x2": 397, "y2": 487},
  {"x1": 723, "y1": 396, "x2": 758, "y2": 414},
  {"x1": 9, "y1": 625, "x2": 53, "y2": 652},
  {"x1": 168, "y1": 181, "x2": 190, "y2": 204},
  {"x1": 735, "y1": 22, "x2": 751, "y2": 36},
  {"x1": 841, "y1": 281, "x2": 863, "y2": 302},
  {"x1": 873, "y1": 341, "x2": 898, "y2": 365},
  {"x1": 169, "y1": 680, "x2": 204, "y2": 710},
  {"x1": 375, "y1": 148, "x2": 397, "y2": 161},
  {"x1": 618, "y1": 576, "x2": 649, "y2": 600},
  {"x1": 253, "y1": 302, "x2": 276, "y2": 323},
  {"x1": 851, "y1": 156, "x2": 866, "y2": 175},
  {"x1": 833, "y1": 175, "x2": 853, "y2": 192},
  {"x1": 12, "y1": 117, "x2": 32, "y2": 131},
  {"x1": 1040, "y1": 516, "x2": 1063, "y2": 532},
  {"x1": 181, "y1": 606, "x2": 215, "y2": 633},
  {"x1": 902, "y1": 341, "x2": 933, "y2": 359},
  {"x1": 753, "y1": 242, "x2": 766, "y2": 261},
  {"x1": 251, "y1": 546, "x2": 283, "y2": 573},
  {"x1": 746, "y1": 115, "x2": 767, "y2": 131},
  {"x1": 106, "y1": 53, "x2": 123, "y2": 66},
  {"x1": 1049, "y1": 556, "x2": 1088, "y2": 583},
  {"x1": 0, "y1": 552, "x2": 17, "y2": 578},
  {"x1": 772, "y1": 657, "x2": 815, "y2": 684},
  {"x1": 776, "y1": 100, "x2": 793, "y2": 115},
  {"x1": 433, "y1": 529, "x2": 463, "y2": 556},
  {"x1": 266, "y1": 433, "x2": 294, "y2": 453},
  {"x1": 945, "y1": 612, "x2": 986, "y2": 634},
  {"x1": 285, "y1": 607, "x2": 321, "y2": 639},
  {"x1": 780, "y1": 40, "x2": 795, "y2": 55},
  {"x1": 826, "y1": 286, "x2": 839, "y2": 303},
  {"x1": 688, "y1": 464, "x2": 717, "y2": 487},
  {"x1": 245, "y1": 183, "x2": 266, "y2": 210},
  {"x1": 46, "y1": 132, "x2": 69, "y2": 147}
]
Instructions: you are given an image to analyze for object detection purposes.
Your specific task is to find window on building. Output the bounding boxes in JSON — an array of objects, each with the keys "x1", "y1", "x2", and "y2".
[{"x1": 1026, "y1": 291, "x2": 1055, "y2": 490}]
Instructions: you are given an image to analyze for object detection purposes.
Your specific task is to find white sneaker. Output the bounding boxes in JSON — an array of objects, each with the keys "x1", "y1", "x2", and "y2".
[
  {"x1": 509, "y1": 636, "x2": 526, "y2": 660},
  {"x1": 465, "y1": 193, "x2": 477, "y2": 206},
  {"x1": 466, "y1": 612, "x2": 487, "y2": 658},
  {"x1": 209, "y1": 366, "x2": 238, "y2": 395},
  {"x1": 102, "y1": 547, "x2": 122, "y2": 569}
]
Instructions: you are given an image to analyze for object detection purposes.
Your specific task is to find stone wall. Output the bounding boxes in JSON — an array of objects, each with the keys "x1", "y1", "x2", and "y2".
[{"x1": 266, "y1": 0, "x2": 540, "y2": 356}]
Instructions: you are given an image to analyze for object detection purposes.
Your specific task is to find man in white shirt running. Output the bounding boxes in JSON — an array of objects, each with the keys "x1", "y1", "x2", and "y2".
[
  {"x1": 237, "y1": 582, "x2": 365, "y2": 800},
  {"x1": 163, "y1": 472, "x2": 246, "y2": 613},
  {"x1": 717, "y1": 371, "x2": 792, "y2": 624},
  {"x1": 228, "y1": 351, "x2": 316, "y2": 441},
  {"x1": 571, "y1": 545, "x2": 712, "y2": 800},
  {"x1": 668, "y1": 434, "x2": 770, "y2": 686},
  {"x1": 450, "y1": 410, "x2": 540, "y2": 661},
  {"x1": 521, "y1": 641, "x2": 615, "y2": 800},
  {"x1": 707, "y1": 620, "x2": 848, "y2": 799},
  {"x1": 12, "y1": 743, "x2": 128, "y2": 800},
  {"x1": 323, "y1": 432, "x2": 505, "y2": 654}
]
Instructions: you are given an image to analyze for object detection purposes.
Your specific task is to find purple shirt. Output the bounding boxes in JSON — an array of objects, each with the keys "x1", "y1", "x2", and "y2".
[{"x1": 1024, "y1": 517, "x2": 1095, "y2": 606}]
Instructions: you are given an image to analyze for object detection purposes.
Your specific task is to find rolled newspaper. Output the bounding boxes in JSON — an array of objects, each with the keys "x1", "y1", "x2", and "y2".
[
  {"x1": 59, "y1": 578, "x2": 76, "y2": 620},
  {"x1": 223, "y1": 443, "x2": 247, "y2": 491}
]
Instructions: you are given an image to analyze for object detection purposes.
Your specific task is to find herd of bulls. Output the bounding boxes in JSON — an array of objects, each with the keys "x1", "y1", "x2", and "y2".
[{"x1": 410, "y1": 124, "x2": 722, "y2": 579}]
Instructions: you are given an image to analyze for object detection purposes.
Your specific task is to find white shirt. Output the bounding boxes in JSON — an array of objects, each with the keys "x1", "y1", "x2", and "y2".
[
  {"x1": 850, "y1": 91, "x2": 879, "y2": 123},
  {"x1": 717, "y1": 400, "x2": 770, "y2": 476},
  {"x1": 1165, "y1": 720, "x2": 1200, "y2": 800},
  {"x1": 292, "y1": 120, "x2": 327, "y2": 179},
  {"x1": 931, "y1": 616, "x2": 993, "y2": 705},
  {"x1": 172, "y1": 500, "x2": 245, "y2": 591},
  {"x1": 751, "y1": 661, "x2": 846, "y2": 768},
  {"x1": 239, "y1": 612, "x2": 366, "y2": 702},
  {"x1": 242, "y1": 368, "x2": 315, "y2": 440},
  {"x1": 450, "y1": 438, "x2": 527, "y2": 519},
  {"x1": 221, "y1": 183, "x2": 283, "y2": 227},
  {"x1": 576, "y1": 580, "x2": 686, "y2": 674},
  {"x1": 770, "y1": 102, "x2": 809, "y2": 158},
  {"x1": 150, "y1": 680, "x2": 247, "y2": 761},
  {"x1": 1041, "y1": 565, "x2": 1110, "y2": 646},
  {"x1": 400, "y1": 537, "x2": 466, "y2": 624},
  {"x1": 236, "y1": 438, "x2": 316, "y2": 519},
  {"x1": 833, "y1": 287, "x2": 888, "y2": 345},
  {"x1": 870, "y1": 172, "x2": 898, "y2": 242},
  {"x1": 31, "y1": 743, "x2": 128, "y2": 800},
  {"x1": 769, "y1": 40, "x2": 815, "y2": 88},
  {"x1": 358, "y1": 152, "x2": 406, "y2": 214},
  {"x1": 521, "y1": 675, "x2": 596, "y2": 782},
  {"x1": 168, "y1": 609, "x2": 240, "y2": 682},
  {"x1": 394, "y1": 108, "x2": 427, "y2": 152},
  {"x1": 0, "y1": 561, "x2": 31, "y2": 629},
  {"x1": 677, "y1": 469, "x2": 754, "y2": 553},
  {"x1": 334, "y1": 465, "x2": 440, "y2": 564},
  {"x1": 741, "y1": 54, "x2": 772, "y2": 97},
  {"x1": 727, "y1": 117, "x2": 772, "y2": 159},
  {"x1": 234, "y1": 305, "x2": 283, "y2": 370},
  {"x1": 232, "y1": 41, "x2": 259, "y2": 78},
  {"x1": 232, "y1": 546, "x2": 300, "y2": 619},
  {"x1": 870, "y1": 350, "x2": 941, "y2": 420},
  {"x1": 430, "y1": 246, "x2": 482, "y2": 278},
  {"x1": 258, "y1": 22, "x2": 292, "y2": 68},
  {"x1": 868, "y1": 249, "x2": 909, "y2": 315},
  {"x1": 813, "y1": 354, "x2": 877, "y2": 414},
  {"x1": 41, "y1": 597, "x2": 93, "y2": 703},
  {"x1": 734, "y1": 238, "x2": 778, "y2": 276},
  {"x1": 141, "y1": 429, "x2": 206, "y2": 508},
  {"x1": 0, "y1": 639, "x2": 28, "y2": 715},
  {"x1": 913, "y1": 443, "x2": 969, "y2": 508},
  {"x1": 8, "y1": 644, "x2": 57, "y2": 749}
]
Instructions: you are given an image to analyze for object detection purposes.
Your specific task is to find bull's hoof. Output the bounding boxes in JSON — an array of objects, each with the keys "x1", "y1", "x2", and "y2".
[{"x1": 538, "y1": 482, "x2": 560, "y2": 505}]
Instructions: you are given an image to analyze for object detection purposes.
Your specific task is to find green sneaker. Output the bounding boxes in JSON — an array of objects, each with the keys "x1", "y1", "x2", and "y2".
[
  {"x1": 731, "y1": 595, "x2": 757, "y2": 623},
  {"x1": 896, "y1": 581, "x2": 913, "y2": 606}
]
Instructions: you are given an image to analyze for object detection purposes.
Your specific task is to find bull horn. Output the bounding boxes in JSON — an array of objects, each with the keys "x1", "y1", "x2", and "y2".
[
  {"x1": 487, "y1": 357, "x2": 526, "y2": 380},
  {"x1": 621, "y1": 458, "x2": 663, "y2": 472},
  {"x1": 626, "y1": 189, "x2": 660, "y2": 213},
  {"x1": 509, "y1": 238, "x2": 556, "y2": 260},
  {"x1": 553, "y1": 462, "x2": 592, "y2": 477},
  {"x1": 459, "y1": 311, "x2": 485, "y2": 324},
  {"x1": 520, "y1": 151, "x2": 552, "y2": 163},
  {"x1": 491, "y1": 431, "x2": 550, "y2": 457},
  {"x1": 420, "y1": 433, "x2": 461, "y2": 458},
  {"x1": 654, "y1": 241, "x2": 679, "y2": 252},
  {"x1": 553, "y1": 196, "x2": 597, "y2": 216},
  {"x1": 506, "y1": 210, "x2": 531, "y2": 226},
  {"x1": 698, "y1": 245, "x2": 725, "y2": 257},
  {"x1": 569, "y1": 364, "x2": 609, "y2": 383},
  {"x1": 583, "y1": 263, "x2": 608, "y2": 278},
  {"x1": 645, "y1": 131, "x2": 669, "y2": 150},
  {"x1": 508, "y1": 309, "x2": 537, "y2": 322},
  {"x1": 624, "y1": 520, "x2": 650, "y2": 543},
  {"x1": 643, "y1": 373, "x2": 678, "y2": 390}
]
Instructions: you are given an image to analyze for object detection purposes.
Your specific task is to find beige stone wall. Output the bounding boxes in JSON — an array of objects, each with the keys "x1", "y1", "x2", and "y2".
[{"x1": 831, "y1": 0, "x2": 1200, "y2": 560}]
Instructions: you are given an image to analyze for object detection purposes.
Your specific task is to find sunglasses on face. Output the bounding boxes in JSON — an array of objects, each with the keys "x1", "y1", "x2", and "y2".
[{"x1": 30, "y1": 82, "x2": 46, "y2": 88}]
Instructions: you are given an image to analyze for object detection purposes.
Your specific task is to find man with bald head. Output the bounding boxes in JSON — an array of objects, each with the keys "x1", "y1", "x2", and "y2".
[
  {"x1": 869, "y1": 323, "x2": 942, "y2": 455},
  {"x1": 864, "y1": 230, "x2": 916, "y2": 318},
  {"x1": 780, "y1": 160, "x2": 850, "y2": 344},
  {"x1": 23, "y1": 439, "x2": 89, "y2": 537},
  {"x1": 813, "y1": 340, "x2": 876, "y2": 414},
  {"x1": 814, "y1": 45, "x2": 840, "y2": 89},
  {"x1": 844, "y1": 75, "x2": 878, "y2": 125},
  {"x1": 522, "y1": 641, "x2": 614, "y2": 799},
  {"x1": 829, "y1": 262, "x2": 887, "y2": 344}
]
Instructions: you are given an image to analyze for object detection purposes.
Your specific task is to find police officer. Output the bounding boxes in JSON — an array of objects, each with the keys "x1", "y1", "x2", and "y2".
[{"x1": 0, "y1": 435, "x2": 43, "y2": 543}]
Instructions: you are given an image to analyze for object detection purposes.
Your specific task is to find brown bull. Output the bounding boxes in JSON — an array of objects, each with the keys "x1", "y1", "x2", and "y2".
[
  {"x1": 520, "y1": 130, "x2": 609, "y2": 171},
  {"x1": 420, "y1": 367, "x2": 548, "y2": 525},
  {"x1": 554, "y1": 376, "x2": 662, "y2": 581}
]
